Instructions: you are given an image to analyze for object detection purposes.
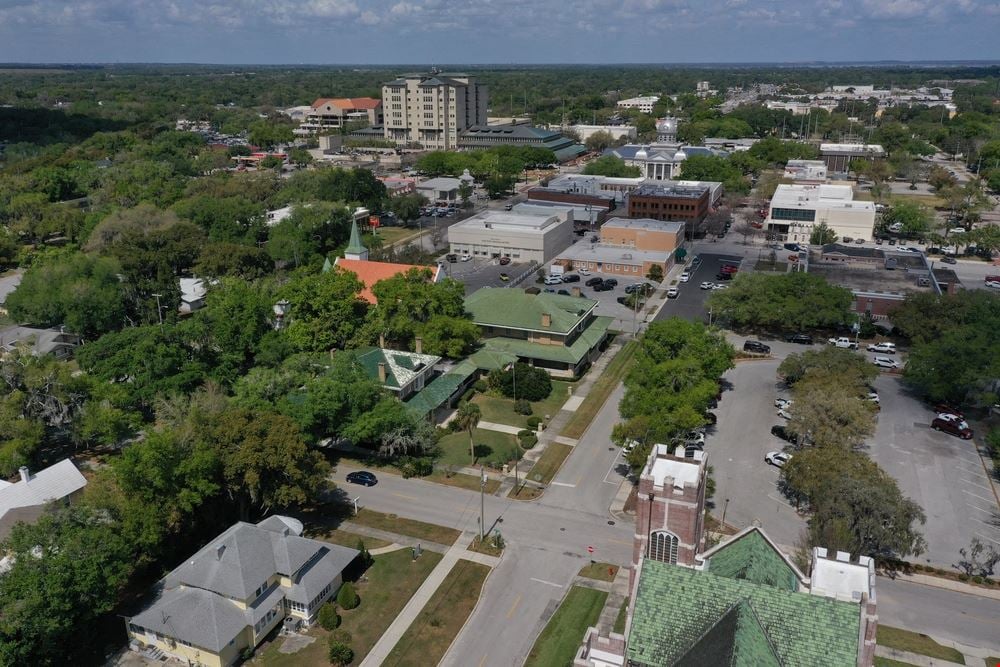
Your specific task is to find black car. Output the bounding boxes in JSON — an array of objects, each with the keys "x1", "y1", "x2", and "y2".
[
  {"x1": 446, "y1": 254, "x2": 458, "y2": 263},
  {"x1": 616, "y1": 296, "x2": 628, "y2": 305},
  {"x1": 743, "y1": 340, "x2": 770, "y2": 354},
  {"x1": 346, "y1": 471, "x2": 378, "y2": 486},
  {"x1": 783, "y1": 243, "x2": 800, "y2": 252},
  {"x1": 716, "y1": 272, "x2": 734, "y2": 280},
  {"x1": 558, "y1": 289, "x2": 571, "y2": 296},
  {"x1": 585, "y1": 277, "x2": 604, "y2": 287},
  {"x1": 603, "y1": 278, "x2": 618, "y2": 287},
  {"x1": 784, "y1": 333, "x2": 814, "y2": 345},
  {"x1": 771, "y1": 425, "x2": 797, "y2": 443},
  {"x1": 561, "y1": 274, "x2": 580, "y2": 283},
  {"x1": 592, "y1": 282, "x2": 612, "y2": 292},
  {"x1": 625, "y1": 282, "x2": 653, "y2": 295}
]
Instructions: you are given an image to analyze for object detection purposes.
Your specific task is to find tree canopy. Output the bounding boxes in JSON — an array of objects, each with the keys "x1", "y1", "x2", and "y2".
[{"x1": 707, "y1": 272, "x2": 853, "y2": 332}]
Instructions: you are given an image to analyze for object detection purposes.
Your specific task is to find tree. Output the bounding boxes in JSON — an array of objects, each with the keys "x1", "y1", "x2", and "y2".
[
  {"x1": 317, "y1": 602, "x2": 341, "y2": 630},
  {"x1": 582, "y1": 155, "x2": 641, "y2": 178},
  {"x1": 809, "y1": 222, "x2": 837, "y2": 245},
  {"x1": 677, "y1": 155, "x2": 749, "y2": 194},
  {"x1": 5, "y1": 252, "x2": 126, "y2": 338},
  {"x1": 363, "y1": 271, "x2": 470, "y2": 351},
  {"x1": 248, "y1": 120, "x2": 294, "y2": 150},
  {"x1": 191, "y1": 278, "x2": 277, "y2": 383},
  {"x1": 882, "y1": 201, "x2": 933, "y2": 236},
  {"x1": 585, "y1": 130, "x2": 616, "y2": 152},
  {"x1": 455, "y1": 402, "x2": 481, "y2": 462},
  {"x1": 786, "y1": 374, "x2": 877, "y2": 449},
  {"x1": 171, "y1": 194, "x2": 265, "y2": 243},
  {"x1": 419, "y1": 314, "x2": 481, "y2": 358},
  {"x1": 266, "y1": 202, "x2": 354, "y2": 268},
  {"x1": 388, "y1": 193, "x2": 428, "y2": 225},
  {"x1": 733, "y1": 218, "x2": 758, "y2": 245},
  {"x1": 487, "y1": 363, "x2": 552, "y2": 401},
  {"x1": 706, "y1": 272, "x2": 853, "y2": 332},
  {"x1": 646, "y1": 264, "x2": 664, "y2": 282},
  {"x1": 458, "y1": 182, "x2": 473, "y2": 208},
  {"x1": 778, "y1": 346, "x2": 878, "y2": 387},
  {"x1": 927, "y1": 165, "x2": 957, "y2": 191},
  {"x1": 279, "y1": 268, "x2": 368, "y2": 352},
  {"x1": 288, "y1": 147, "x2": 314, "y2": 168},
  {"x1": 195, "y1": 241, "x2": 272, "y2": 280},
  {"x1": 336, "y1": 581, "x2": 360, "y2": 610}
]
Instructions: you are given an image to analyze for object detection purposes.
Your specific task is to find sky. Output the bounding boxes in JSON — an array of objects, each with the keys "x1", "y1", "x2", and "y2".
[{"x1": 0, "y1": 0, "x2": 998, "y2": 64}]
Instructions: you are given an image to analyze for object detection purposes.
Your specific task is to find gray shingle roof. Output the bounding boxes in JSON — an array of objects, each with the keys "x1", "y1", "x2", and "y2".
[{"x1": 130, "y1": 586, "x2": 248, "y2": 653}]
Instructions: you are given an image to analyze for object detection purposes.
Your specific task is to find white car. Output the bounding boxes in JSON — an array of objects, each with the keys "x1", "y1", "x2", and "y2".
[
  {"x1": 544, "y1": 275, "x2": 564, "y2": 285},
  {"x1": 679, "y1": 272, "x2": 691, "y2": 283},
  {"x1": 986, "y1": 280, "x2": 1000, "y2": 290},
  {"x1": 700, "y1": 281, "x2": 715, "y2": 290},
  {"x1": 775, "y1": 398, "x2": 793, "y2": 410},
  {"x1": 712, "y1": 283, "x2": 729, "y2": 290},
  {"x1": 872, "y1": 356, "x2": 899, "y2": 369},
  {"x1": 460, "y1": 254, "x2": 472, "y2": 262},
  {"x1": 866, "y1": 342, "x2": 896, "y2": 354},
  {"x1": 579, "y1": 269, "x2": 591, "y2": 276},
  {"x1": 867, "y1": 391, "x2": 880, "y2": 403},
  {"x1": 666, "y1": 287, "x2": 679, "y2": 299},
  {"x1": 684, "y1": 430, "x2": 706, "y2": 445},
  {"x1": 765, "y1": 451, "x2": 791, "y2": 467},
  {"x1": 776, "y1": 408, "x2": 792, "y2": 419}
]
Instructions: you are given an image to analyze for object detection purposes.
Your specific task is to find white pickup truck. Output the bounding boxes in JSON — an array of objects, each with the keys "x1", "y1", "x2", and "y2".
[{"x1": 828, "y1": 337, "x2": 858, "y2": 349}]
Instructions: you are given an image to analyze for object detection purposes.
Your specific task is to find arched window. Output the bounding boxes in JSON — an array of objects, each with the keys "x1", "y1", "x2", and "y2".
[{"x1": 649, "y1": 530, "x2": 679, "y2": 564}]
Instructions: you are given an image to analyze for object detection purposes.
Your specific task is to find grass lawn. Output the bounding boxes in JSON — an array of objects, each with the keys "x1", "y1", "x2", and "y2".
[
  {"x1": 508, "y1": 483, "x2": 543, "y2": 500},
  {"x1": 876, "y1": 626, "x2": 965, "y2": 664},
  {"x1": 468, "y1": 535, "x2": 504, "y2": 557},
  {"x1": 472, "y1": 380, "x2": 572, "y2": 429},
  {"x1": 527, "y1": 442, "x2": 573, "y2": 485},
  {"x1": 350, "y1": 508, "x2": 461, "y2": 546},
  {"x1": 613, "y1": 596, "x2": 629, "y2": 634},
  {"x1": 310, "y1": 527, "x2": 393, "y2": 551},
  {"x1": 578, "y1": 562, "x2": 619, "y2": 582},
  {"x1": 374, "y1": 226, "x2": 421, "y2": 246},
  {"x1": 256, "y1": 626, "x2": 331, "y2": 666},
  {"x1": 437, "y1": 428, "x2": 519, "y2": 467},
  {"x1": 383, "y1": 559, "x2": 490, "y2": 666},
  {"x1": 875, "y1": 659, "x2": 918, "y2": 667},
  {"x1": 426, "y1": 469, "x2": 501, "y2": 494},
  {"x1": 524, "y1": 586, "x2": 609, "y2": 667},
  {"x1": 562, "y1": 342, "x2": 637, "y2": 440}
]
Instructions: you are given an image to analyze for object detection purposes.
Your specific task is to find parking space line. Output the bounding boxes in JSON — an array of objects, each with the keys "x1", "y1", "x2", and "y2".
[
  {"x1": 964, "y1": 479, "x2": 997, "y2": 493},
  {"x1": 970, "y1": 517, "x2": 1000, "y2": 529},
  {"x1": 962, "y1": 489, "x2": 999, "y2": 506},
  {"x1": 957, "y1": 466, "x2": 989, "y2": 479},
  {"x1": 966, "y1": 503, "x2": 996, "y2": 515},
  {"x1": 975, "y1": 532, "x2": 1000, "y2": 546}
]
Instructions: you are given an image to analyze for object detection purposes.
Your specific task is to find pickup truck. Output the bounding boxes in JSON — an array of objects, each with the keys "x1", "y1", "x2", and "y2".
[{"x1": 828, "y1": 337, "x2": 858, "y2": 349}]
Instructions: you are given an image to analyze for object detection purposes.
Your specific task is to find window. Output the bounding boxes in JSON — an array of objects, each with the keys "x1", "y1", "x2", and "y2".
[
  {"x1": 649, "y1": 530, "x2": 679, "y2": 564},
  {"x1": 772, "y1": 207, "x2": 816, "y2": 222}
]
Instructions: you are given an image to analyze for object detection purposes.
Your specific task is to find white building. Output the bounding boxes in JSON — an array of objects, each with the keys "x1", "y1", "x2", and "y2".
[
  {"x1": 568, "y1": 124, "x2": 637, "y2": 143},
  {"x1": 382, "y1": 72, "x2": 489, "y2": 150},
  {"x1": 784, "y1": 159, "x2": 828, "y2": 183},
  {"x1": 767, "y1": 184, "x2": 876, "y2": 244},
  {"x1": 0, "y1": 459, "x2": 87, "y2": 540},
  {"x1": 616, "y1": 96, "x2": 660, "y2": 114},
  {"x1": 447, "y1": 208, "x2": 574, "y2": 264}
]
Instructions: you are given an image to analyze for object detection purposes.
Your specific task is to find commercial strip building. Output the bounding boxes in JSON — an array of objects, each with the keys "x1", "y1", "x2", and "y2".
[
  {"x1": 126, "y1": 516, "x2": 359, "y2": 667},
  {"x1": 457, "y1": 124, "x2": 585, "y2": 163},
  {"x1": 575, "y1": 444, "x2": 877, "y2": 667},
  {"x1": 820, "y1": 143, "x2": 886, "y2": 174},
  {"x1": 553, "y1": 217, "x2": 683, "y2": 278},
  {"x1": 766, "y1": 184, "x2": 876, "y2": 244},
  {"x1": 465, "y1": 288, "x2": 613, "y2": 377},
  {"x1": 447, "y1": 207, "x2": 574, "y2": 264},
  {"x1": 381, "y1": 72, "x2": 488, "y2": 150},
  {"x1": 616, "y1": 96, "x2": 661, "y2": 113}
]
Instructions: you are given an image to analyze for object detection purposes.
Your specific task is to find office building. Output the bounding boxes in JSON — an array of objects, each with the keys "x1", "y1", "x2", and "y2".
[
  {"x1": 616, "y1": 96, "x2": 661, "y2": 114},
  {"x1": 554, "y1": 218, "x2": 683, "y2": 278},
  {"x1": 447, "y1": 208, "x2": 574, "y2": 264},
  {"x1": 784, "y1": 159, "x2": 828, "y2": 183},
  {"x1": 626, "y1": 182, "x2": 711, "y2": 229},
  {"x1": 820, "y1": 143, "x2": 886, "y2": 173},
  {"x1": 382, "y1": 72, "x2": 488, "y2": 150},
  {"x1": 766, "y1": 184, "x2": 876, "y2": 244},
  {"x1": 301, "y1": 98, "x2": 383, "y2": 133},
  {"x1": 567, "y1": 124, "x2": 637, "y2": 143}
]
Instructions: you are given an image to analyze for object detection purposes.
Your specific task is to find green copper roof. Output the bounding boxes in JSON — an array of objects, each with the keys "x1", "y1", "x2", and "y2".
[
  {"x1": 322, "y1": 256, "x2": 333, "y2": 273},
  {"x1": 404, "y1": 360, "x2": 478, "y2": 417},
  {"x1": 674, "y1": 600, "x2": 782, "y2": 667},
  {"x1": 345, "y1": 219, "x2": 367, "y2": 256},
  {"x1": 354, "y1": 346, "x2": 440, "y2": 390},
  {"x1": 627, "y1": 560, "x2": 860, "y2": 667},
  {"x1": 477, "y1": 316, "x2": 612, "y2": 365},
  {"x1": 464, "y1": 288, "x2": 598, "y2": 334},
  {"x1": 706, "y1": 529, "x2": 801, "y2": 592}
]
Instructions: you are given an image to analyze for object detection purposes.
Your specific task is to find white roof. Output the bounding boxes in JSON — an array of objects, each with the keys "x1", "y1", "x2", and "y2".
[
  {"x1": 451, "y1": 210, "x2": 565, "y2": 235},
  {"x1": 810, "y1": 547, "x2": 874, "y2": 603},
  {"x1": 417, "y1": 177, "x2": 462, "y2": 191},
  {"x1": 770, "y1": 184, "x2": 875, "y2": 212},
  {"x1": 0, "y1": 459, "x2": 87, "y2": 518},
  {"x1": 557, "y1": 243, "x2": 671, "y2": 266},
  {"x1": 601, "y1": 217, "x2": 684, "y2": 234},
  {"x1": 648, "y1": 444, "x2": 702, "y2": 489},
  {"x1": 820, "y1": 143, "x2": 886, "y2": 154},
  {"x1": 179, "y1": 277, "x2": 207, "y2": 303}
]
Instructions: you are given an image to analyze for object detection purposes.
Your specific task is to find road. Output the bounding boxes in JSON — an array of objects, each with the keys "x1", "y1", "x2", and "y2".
[{"x1": 653, "y1": 252, "x2": 743, "y2": 323}]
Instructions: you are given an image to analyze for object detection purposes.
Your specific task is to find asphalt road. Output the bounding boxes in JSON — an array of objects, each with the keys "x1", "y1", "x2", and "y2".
[{"x1": 653, "y1": 252, "x2": 743, "y2": 323}]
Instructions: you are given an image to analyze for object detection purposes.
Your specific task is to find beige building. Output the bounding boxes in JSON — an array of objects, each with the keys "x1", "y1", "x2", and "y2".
[
  {"x1": 382, "y1": 72, "x2": 488, "y2": 150},
  {"x1": 554, "y1": 217, "x2": 683, "y2": 278},
  {"x1": 448, "y1": 207, "x2": 574, "y2": 264},
  {"x1": 767, "y1": 184, "x2": 876, "y2": 244}
]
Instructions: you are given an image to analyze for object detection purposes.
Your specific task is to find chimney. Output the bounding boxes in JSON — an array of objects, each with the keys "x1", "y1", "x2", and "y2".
[
  {"x1": 18, "y1": 466, "x2": 30, "y2": 483},
  {"x1": 415, "y1": 336, "x2": 423, "y2": 354},
  {"x1": 541, "y1": 313, "x2": 552, "y2": 328},
  {"x1": 571, "y1": 287, "x2": 581, "y2": 297},
  {"x1": 216, "y1": 544, "x2": 226, "y2": 561},
  {"x1": 378, "y1": 333, "x2": 386, "y2": 348},
  {"x1": 377, "y1": 362, "x2": 387, "y2": 383}
]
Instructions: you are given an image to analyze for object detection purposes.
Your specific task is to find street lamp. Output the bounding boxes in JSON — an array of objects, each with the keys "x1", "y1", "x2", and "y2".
[{"x1": 273, "y1": 299, "x2": 290, "y2": 330}]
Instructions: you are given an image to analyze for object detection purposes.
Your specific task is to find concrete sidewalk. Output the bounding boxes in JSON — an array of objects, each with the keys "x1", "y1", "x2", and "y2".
[{"x1": 476, "y1": 420, "x2": 524, "y2": 435}]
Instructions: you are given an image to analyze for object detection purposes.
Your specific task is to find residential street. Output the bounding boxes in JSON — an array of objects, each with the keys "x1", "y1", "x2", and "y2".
[{"x1": 876, "y1": 577, "x2": 1000, "y2": 650}]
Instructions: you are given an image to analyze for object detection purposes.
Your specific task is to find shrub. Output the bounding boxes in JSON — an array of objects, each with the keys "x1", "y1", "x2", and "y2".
[
  {"x1": 356, "y1": 538, "x2": 373, "y2": 569},
  {"x1": 972, "y1": 575, "x2": 984, "y2": 584},
  {"x1": 518, "y1": 429, "x2": 533, "y2": 438},
  {"x1": 474, "y1": 379, "x2": 488, "y2": 392},
  {"x1": 336, "y1": 582, "x2": 360, "y2": 610},
  {"x1": 317, "y1": 602, "x2": 340, "y2": 630},
  {"x1": 487, "y1": 363, "x2": 552, "y2": 401},
  {"x1": 398, "y1": 456, "x2": 433, "y2": 478},
  {"x1": 958, "y1": 573, "x2": 969, "y2": 581},
  {"x1": 519, "y1": 434, "x2": 538, "y2": 449},
  {"x1": 330, "y1": 629, "x2": 352, "y2": 644},
  {"x1": 526, "y1": 416, "x2": 542, "y2": 430},
  {"x1": 328, "y1": 640, "x2": 354, "y2": 666},
  {"x1": 514, "y1": 398, "x2": 533, "y2": 415}
]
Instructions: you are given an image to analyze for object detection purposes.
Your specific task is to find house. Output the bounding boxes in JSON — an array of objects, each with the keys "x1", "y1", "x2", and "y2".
[
  {"x1": 465, "y1": 288, "x2": 613, "y2": 378},
  {"x1": 416, "y1": 176, "x2": 464, "y2": 203},
  {"x1": 126, "y1": 516, "x2": 359, "y2": 667},
  {"x1": 0, "y1": 459, "x2": 87, "y2": 541},
  {"x1": 0, "y1": 325, "x2": 80, "y2": 360},
  {"x1": 180, "y1": 278, "x2": 208, "y2": 314},
  {"x1": 354, "y1": 344, "x2": 442, "y2": 400},
  {"x1": 574, "y1": 444, "x2": 877, "y2": 667},
  {"x1": 331, "y1": 220, "x2": 442, "y2": 304}
]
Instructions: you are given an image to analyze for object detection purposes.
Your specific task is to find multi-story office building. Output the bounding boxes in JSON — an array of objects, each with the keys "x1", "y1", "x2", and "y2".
[
  {"x1": 766, "y1": 184, "x2": 876, "y2": 243},
  {"x1": 626, "y1": 183, "x2": 711, "y2": 228},
  {"x1": 300, "y1": 98, "x2": 383, "y2": 133},
  {"x1": 382, "y1": 72, "x2": 488, "y2": 150}
]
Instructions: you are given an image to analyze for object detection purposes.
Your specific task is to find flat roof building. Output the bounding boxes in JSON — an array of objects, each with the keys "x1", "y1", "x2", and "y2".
[
  {"x1": 554, "y1": 217, "x2": 683, "y2": 278},
  {"x1": 767, "y1": 184, "x2": 876, "y2": 245},
  {"x1": 820, "y1": 143, "x2": 886, "y2": 173},
  {"x1": 616, "y1": 96, "x2": 661, "y2": 114},
  {"x1": 784, "y1": 159, "x2": 828, "y2": 183},
  {"x1": 447, "y1": 208, "x2": 574, "y2": 264},
  {"x1": 626, "y1": 183, "x2": 711, "y2": 237}
]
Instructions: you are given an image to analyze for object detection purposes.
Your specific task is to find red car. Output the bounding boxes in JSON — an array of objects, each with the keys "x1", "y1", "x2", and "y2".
[
  {"x1": 499, "y1": 257, "x2": 511, "y2": 265},
  {"x1": 931, "y1": 413, "x2": 973, "y2": 439}
]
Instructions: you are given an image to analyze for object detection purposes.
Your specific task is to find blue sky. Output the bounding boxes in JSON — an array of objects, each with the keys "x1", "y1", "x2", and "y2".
[{"x1": 0, "y1": 0, "x2": 997, "y2": 63}]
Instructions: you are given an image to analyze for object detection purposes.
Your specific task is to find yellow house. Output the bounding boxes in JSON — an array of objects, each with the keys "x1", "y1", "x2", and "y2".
[{"x1": 125, "y1": 516, "x2": 358, "y2": 667}]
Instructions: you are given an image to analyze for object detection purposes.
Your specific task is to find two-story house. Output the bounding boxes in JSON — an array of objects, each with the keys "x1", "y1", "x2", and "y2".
[{"x1": 126, "y1": 516, "x2": 358, "y2": 667}]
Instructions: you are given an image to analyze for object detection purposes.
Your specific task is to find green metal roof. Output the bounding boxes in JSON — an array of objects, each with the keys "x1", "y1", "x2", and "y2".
[
  {"x1": 464, "y1": 288, "x2": 597, "y2": 334},
  {"x1": 469, "y1": 347, "x2": 518, "y2": 371},
  {"x1": 345, "y1": 219, "x2": 367, "y2": 256},
  {"x1": 628, "y1": 560, "x2": 860, "y2": 667},
  {"x1": 673, "y1": 600, "x2": 782, "y2": 667},
  {"x1": 706, "y1": 529, "x2": 801, "y2": 592},
  {"x1": 403, "y1": 360, "x2": 479, "y2": 417},
  {"x1": 354, "y1": 346, "x2": 440, "y2": 390},
  {"x1": 477, "y1": 316, "x2": 612, "y2": 365}
]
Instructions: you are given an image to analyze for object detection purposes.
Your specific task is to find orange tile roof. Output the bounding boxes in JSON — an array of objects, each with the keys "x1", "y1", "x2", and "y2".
[
  {"x1": 311, "y1": 97, "x2": 381, "y2": 110},
  {"x1": 334, "y1": 258, "x2": 440, "y2": 304}
]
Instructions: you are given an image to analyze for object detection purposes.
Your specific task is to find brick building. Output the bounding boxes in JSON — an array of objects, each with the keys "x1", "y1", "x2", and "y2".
[
  {"x1": 525, "y1": 186, "x2": 617, "y2": 216},
  {"x1": 626, "y1": 183, "x2": 710, "y2": 235}
]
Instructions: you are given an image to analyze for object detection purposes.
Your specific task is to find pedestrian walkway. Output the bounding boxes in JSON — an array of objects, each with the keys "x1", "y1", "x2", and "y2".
[
  {"x1": 339, "y1": 521, "x2": 452, "y2": 554},
  {"x1": 476, "y1": 420, "x2": 524, "y2": 435},
  {"x1": 360, "y1": 532, "x2": 498, "y2": 667}
]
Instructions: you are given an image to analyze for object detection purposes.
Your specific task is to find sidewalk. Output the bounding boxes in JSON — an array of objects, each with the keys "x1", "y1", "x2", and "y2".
[{"x1": 476, "y1": 420, "x2": 524, "y2": 435}]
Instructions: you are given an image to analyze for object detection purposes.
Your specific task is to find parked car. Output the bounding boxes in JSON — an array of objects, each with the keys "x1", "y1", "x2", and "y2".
[
  {"x1": 872, "y1": 356, "x2": 899, "y2": 369},
  {"x1": 933, "y1": 404, "x2": 963, "y2": 418},
  {"x1": 854, "y1": 238, "x2": 866, "y2": 244},
  {"x1": 743, "y1": 340, "x2": 770, "y2": 354},
  {"x1": 346, "y1": 471, "x2": 378, "y2": 486},
  {"x1": 592, "y1": 282, "x2": 612, "y2": 292},
  {"x1": 765, "y1": 451, "x2": 791, "y2": 467},
  {"x1": 585, "y1": 276, "x2": 604, "y2": 287},
  {"x1": 504, "y1": 203, "x2": 514, "y2": 211},
  {"x1": 499, "y1": 273, "x2": 510, "y2": 282},
  {"x1": 499, "y1": 257, "x2": 511, "y2": 265},
  {"x1": 986, "y1": 280, "x2": 1000, "y2": 290},
  {"x1": 544, "y1": 275, "x2": 563, "y2": 285},
  {"x1": 460, "y1": 254, "x2": 472, "y2": 262},
  {"x1": 561, "y1": 274, "x2": 580, "y2": 283},
  {"x1": 616, "y1": 296, "x2": 629, "y2": 305},
  {"x1": 828, "y1": 337, "x2": 858, "y2": 349},
  {"x1": 679, "y1": 272, "x2": 691, "y2": 282},
  {"x1": 774, "y1": 397, "x2": 792, "y2": 410},
  {"x1": 867, "y1": 391, "x2": 880, "y2": 404},
  {"x1": 770, "y1": 425, "x2": 797, "y2": 443},
  {"x1": 931, "y1": 413, "x2": 973, "y2": 439},
  {"x1": 579, "y1": 269, "x2": 591, "y2": 276},
  {"x1": 783, "y1": 243, "x2": 800, "y2": 252},
  {"x1": 940, "y1": 256, "x2": 957, "y2": 264},
  {"x1": 784, "y1": 333, "x2": 814, "y2": 345},
  {"x1": 603, "y1": 278, "x2": 618, "y2": 287},
  {"x1": 700, "y1": 281, "x2": 715, "y2": 290},
  {"x1": 446, "y1": 253, "x2": 458, "y2": 263},
  {"x1": 558, "y1": 289, "x2": 571, "y2": 296},
  {"x1": 715, "y1": 272, "x2": 734, "y2": 281},
  {"x1": 712, "y1": 283, "x2": 729, "y2": 290},
  {"x1": 666, "y1": 287, "x2": 679, "y2": 299},
  {"x1": 776, "y1": 408, "x2": 792, "y2": 419},
  {"x1": 866, "y1": 342, "x2": 896, "y2": 354}
]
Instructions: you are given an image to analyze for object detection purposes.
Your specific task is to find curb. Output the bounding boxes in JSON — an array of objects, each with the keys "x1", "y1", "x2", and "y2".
[{"x1": 437, "y1": 546, "x2": 504, "y2": 666}]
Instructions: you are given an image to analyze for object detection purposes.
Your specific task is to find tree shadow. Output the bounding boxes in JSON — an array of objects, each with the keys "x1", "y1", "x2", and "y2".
[{"x1": 473, "y1": 444, "x2": 493, "y2": 460}]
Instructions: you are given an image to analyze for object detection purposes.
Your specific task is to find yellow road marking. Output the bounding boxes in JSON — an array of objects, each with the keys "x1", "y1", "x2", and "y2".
[
  {"x1": 506, "y1": 593, "x2": 523, "y2": 619},
  {"x1": 478, "y1": 654, "x2": 489, "y2": 667}
]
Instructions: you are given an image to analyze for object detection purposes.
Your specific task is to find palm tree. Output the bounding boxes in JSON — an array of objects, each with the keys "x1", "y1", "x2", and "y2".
[{"x1": 455, "y1": 402, "x2": 481, "y2": 462}]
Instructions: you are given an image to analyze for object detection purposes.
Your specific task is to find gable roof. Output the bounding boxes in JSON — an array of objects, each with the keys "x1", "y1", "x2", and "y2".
[
  {"x1": 703, "y1": 527, "x2": 805, "y2": 591},
  {"x1": 354, "y1": 346, "x2": 441, "y2": 390},
  {"x1": 333, "y1": 258, "x2": 440, "y2": 304},
  {"x1": 673, "y1": 599, "x2": 782, "y2": 667},
  {"x1": 464, "y1": 288, "x2": 597, "y2": 334},
  {"x1": 0, "y1": 459, "x2": 87, "y2": 520},
  {"x1": 627, "y1": 560, "x2": 861, "y2": 667}
]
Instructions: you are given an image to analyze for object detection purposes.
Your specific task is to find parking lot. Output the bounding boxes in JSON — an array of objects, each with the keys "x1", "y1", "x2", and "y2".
[
  {"x1": 443, "y1": 256, "x2": 536, "y2": 294},
  {"x1": 654, "y1": 252, "x2": 743, "y2": 322},
  {"x1": 708, "y1": 338, "x2": 1000, "y2": 566}
]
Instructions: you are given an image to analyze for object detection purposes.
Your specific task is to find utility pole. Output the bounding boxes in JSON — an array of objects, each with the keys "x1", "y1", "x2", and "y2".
[
  {"x1": 152, "y1": 293, "x2": 163, "y2": 326},
  {"x1": 479, "y1": 465, "x2": 486, "y2": 543}
]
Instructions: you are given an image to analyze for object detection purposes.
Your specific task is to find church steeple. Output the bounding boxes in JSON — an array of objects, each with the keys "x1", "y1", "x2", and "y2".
[{"x1": 344, "y1": 219, "x2": 369, "y2": 261}]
